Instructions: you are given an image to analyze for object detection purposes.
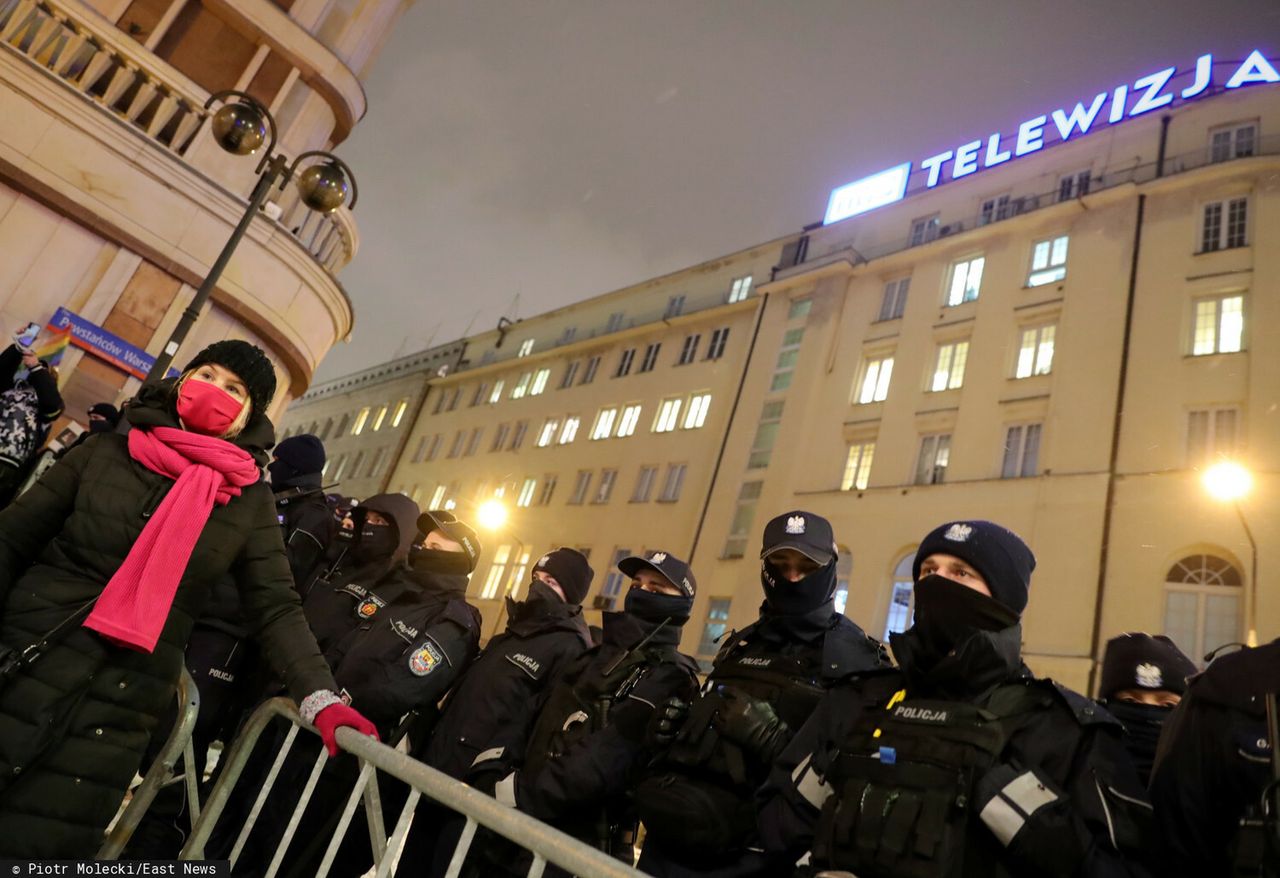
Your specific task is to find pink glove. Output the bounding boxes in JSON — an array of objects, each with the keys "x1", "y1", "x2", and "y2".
[{"x1": 313, "y1": 702, "x2": 380, "y2": 756}]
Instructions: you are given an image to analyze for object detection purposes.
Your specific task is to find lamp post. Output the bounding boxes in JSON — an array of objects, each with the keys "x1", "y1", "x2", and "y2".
[
  {"x1": 143, "y1": 90, "x2": 359, "y2": 384},
  {"x1": 1201, "y1": 461, "x2": 1258, "y2": 647}
]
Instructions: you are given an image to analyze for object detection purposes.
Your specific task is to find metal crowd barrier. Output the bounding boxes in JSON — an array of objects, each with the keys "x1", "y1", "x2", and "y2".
[
  {"x1": 182, "y1": 697, "x2": 646, "y2": 878},
  {"x1": 99, "y1": 666, "x2": 203, "y2": 858}
]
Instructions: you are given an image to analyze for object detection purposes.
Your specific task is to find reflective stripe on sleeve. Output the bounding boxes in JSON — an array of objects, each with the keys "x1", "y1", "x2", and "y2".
[{"x1": 791, "y1": 754, "x2": 830, "y2": 810}]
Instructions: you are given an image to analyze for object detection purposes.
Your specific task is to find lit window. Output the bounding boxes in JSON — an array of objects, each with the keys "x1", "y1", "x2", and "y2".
[
  {"x1": 706, "y1": 328, "x2": 730, "y2": 360},
  {"x1": 678, "y1": 334, "x2": 700, "y2": 365},
  {"x1": 728, "y1": 275, "x2": 753, "y2": 303},
  {"x1": 1164, "y1": 554, "x2": 1242, "y2": 663},
  {"x1": 909, "y1": 214, "x2": 939, "y2": 246},
  {"x1": 878, "y1": 278, "x2": 910, "y2": 321},
  {"x1": 559, "y1": 416, "x2": 580, "y2": 444},
  {"x1": 1209, "y1": 122, "x2": 1256, "y2": 163},
  {"x1": 591, "y1": 408, "x2": 617, "y2": 440},
  {"x1": 747, "y1": 401, "x2": 784, "y2": 469},
  {"x1": 683, "y1": 393, "x2": 711, "y2": 429},
  {"x1": 1057, "y1": 170, "x2": 1091, "y2": 202},
  {"x1": 517, "y1": 339, "x2": 534, "y2": 358},
  {"x1": 639, "y1": 343, "x2": 661, "y2": 373},
  {"x1": 1187, "y1": 408, "x2": 1239, "y2": 464},
  {"x1": 930, "y1": 340, "x2": 969, "y2": 391},
  {"x1": 428, "y1": 484, "x2": 447, "y2": 509},
  {"x1": 516, "y1": 478, "x2": 537, "y2": 508},
  {"x1": 722, "y1": 481, "x2": 763, "y2": 558},
  {"x1": 1192, "y1": 295, "x2": 1244, "y2": 355},
  {"x1": 632, "y1": 465, "x2": 658, "y2": 502},
  {"x1": 658, "y1": 463, "x2": 687, "y2": 502},
  {"x1": 481, "y1": 545, "x2": 512, "y2": 599},
  {"x1": 530, "y1": 368, "x2": 551, "y2": 395},
  {"x1": 841, "y1": 442, "x2": 875, "y2": 491},
  {"x1": 351, "y1": 407, "x2": 370, "y2": 435},
  {"x1": 771, "y1": 328, "x2": 804, "y2": 392},
  {"x1": 1016, "y1": 324, "x2": 1056, "y2": 377},
  {"x1": 788, "y1": 298, "x2": 811, "y2": 320},
  {"x1": 370, "y1": 405, "x2": 388, "y2": 432},
  {"x1": 489, "y1": 380, "x2": 505, "y2": 404},
  {"x1": 947, "y1": 256, "x2": 984, "y2": 306},
  {"x1": 536, "y1": 418, "x2": 560, "y2": 448},
  {"x1": 391, "y1": 399, "x2": 409, "y2": 427},
  {"x1": 568, "y1": 470, "x2": 592, "y2": 505},
  {"x1": 1028, "y1": 235, "x2": 1069, "y2": 286},
  {"x1": 1201, "y1": 198, "x2": 1248, "y2": 252},
  {"x1": 617, "y1": 405, "x2": 642, "y2": 438},
  {"x1": 511, "y1": 372, "x2": 532, "y2": 399},
  {"x1": 884, "y1": 555, "x2": 916, "y2": 639},
  {"x1": 592, "y1": 469, "x2": 617, "y2": 504},
  {"x1": 698, "y1": 598, "x2": 732, "y2": 656},
  {"x1": 653, "y1": 398, "x2": 682, "y2": 433},
  {"x1": 914, "y1": 433, "x2": 951, "y2": 485},
  {"x1": 1001, "y1": 424, "x2": 1042, "y2": 478},
  {"x1": 855, "y1": 356, "x2": 894, "y2": 404},
  {"x1": 506, "y1": 550, "x2": 532, "y2": 600}
]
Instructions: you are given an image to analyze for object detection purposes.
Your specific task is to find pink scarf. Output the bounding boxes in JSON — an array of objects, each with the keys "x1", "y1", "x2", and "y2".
[{"x1": 83, "y1": 425, "x2": 261, "y2": 653}]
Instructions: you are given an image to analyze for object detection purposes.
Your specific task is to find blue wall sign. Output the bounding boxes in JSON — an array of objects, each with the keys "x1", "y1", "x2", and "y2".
[
  {"x1": 46, "y1": 307, "x2": 179, "y2": 380},
  {"x1": 823, "y1": 50, "x2": 1280, "y2": 225}
]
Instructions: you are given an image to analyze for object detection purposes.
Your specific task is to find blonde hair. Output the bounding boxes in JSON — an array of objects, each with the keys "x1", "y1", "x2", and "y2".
[{"x1": 176, "y1": 369, "x2": 252, "y2": 439}]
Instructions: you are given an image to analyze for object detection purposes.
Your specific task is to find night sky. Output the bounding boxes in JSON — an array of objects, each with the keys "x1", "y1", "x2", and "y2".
[{"x1": 315, "y1": 0, "x2": 1276, "y2": 381}]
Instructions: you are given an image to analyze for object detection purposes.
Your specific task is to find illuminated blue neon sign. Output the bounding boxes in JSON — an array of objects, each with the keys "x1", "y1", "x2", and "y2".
[{"x1": 823, "y1": 50, "x2": 1280, "y2": 225}]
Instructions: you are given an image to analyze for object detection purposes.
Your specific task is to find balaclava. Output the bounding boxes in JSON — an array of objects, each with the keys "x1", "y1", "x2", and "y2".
[
  {"x1": 532, "y1": 547, "x2": 594, "y2": 605},
  {"x1": 411, "y1": 510, "x2": 482, "y2": 577},
  {"x1": 1099, "y1": 633, "x2": 1197, "y2": 784},
  {"x1": 269, "y1": 434, "x2": 326, "y2": 486},
  {"x1": 88, "y1": 403, "x2": 120, "y2": 433},
  {"x1": 618, "y1": 550, "x2": 696, "y2": 625},
  {"x1": 759, "y1": 510, "x2": 840, "y2": 615}
]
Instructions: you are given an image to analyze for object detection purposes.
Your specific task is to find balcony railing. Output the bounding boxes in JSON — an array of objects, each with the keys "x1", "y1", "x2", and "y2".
[{"x1": 0, "y1": 0, "x2": 356, "y2": 274}]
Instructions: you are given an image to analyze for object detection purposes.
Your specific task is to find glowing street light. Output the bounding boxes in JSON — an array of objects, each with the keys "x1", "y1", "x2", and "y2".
[
  {"x1": 476, "y1": 499, "x2": 509, "y2": 532},
  {"x1": 1201, "y1": 461, "x2": 1258, "y2": 647}
]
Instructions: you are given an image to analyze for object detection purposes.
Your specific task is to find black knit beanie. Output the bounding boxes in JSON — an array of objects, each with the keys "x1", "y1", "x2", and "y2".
[
  {"x1": 184, "y1": 340, "x2": 277, "y2": 417},
  {"x1": 533, "y1": 547, "x2": 594, "y2": 606},
  {"x1": 1099, "y1": 633, "x2": 1197, "y2": 700},
  {"x1": 274, "y1": 434, "x2": 326, "y2": 475},
  {"x1": 913, "y1": 520, "x2": 1036, "y2": 615}
]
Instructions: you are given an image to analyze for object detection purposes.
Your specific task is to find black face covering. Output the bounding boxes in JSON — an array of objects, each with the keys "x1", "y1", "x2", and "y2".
[
  {"x1": 1105, "y1": 700, "x2": 1173, "y2": 783},
  {"x1": 909, "y1": 574, "x2": 1020, "y2": 664},
  {"x1": 335, "y1": 527, "x2": 355, "y2": 544},
  {"x1": 761, "y1": 557, "x2": 837, "y2": 616},
  {"x1": 527, "y1": 578, "x2": 565, "y2": 605},
  {"x1": 624, "y1": 588, "x2": 693, "y2": 625},
  {"x1": 410, "y1": 547, "x2": 473, "y2": 577},
  {"x1": 267, "y1": 459, "x2": 300, "y2": 486},
  {"x1": 88, "y1": 419, "x2": 114, "y2": 434},
  {"x1": 352, "y1": 524, "x2": 397, "y2": 563}
]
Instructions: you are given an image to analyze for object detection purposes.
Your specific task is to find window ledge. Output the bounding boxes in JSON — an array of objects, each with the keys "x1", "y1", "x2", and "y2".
[
  {"x1": 1184, "y1": 351, "x2": 1247, "y2": 360},
  {"x1": 1194, "y1": 244, "x2": 1250, "y2": 256}
]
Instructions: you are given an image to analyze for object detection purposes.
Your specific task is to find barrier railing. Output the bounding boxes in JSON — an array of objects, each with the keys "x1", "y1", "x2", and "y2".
[
  {"x1": 98, "y1": 666, "x2": 202, "y2": 858},
  {"x1": 183, "y1": 697, "x2": 646, "y2": 878}
]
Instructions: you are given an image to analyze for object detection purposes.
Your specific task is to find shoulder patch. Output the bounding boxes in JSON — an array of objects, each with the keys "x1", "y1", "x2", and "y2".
[
  {"x1": 505, "y1": 651, "x2": 544, "y2": 679},
  {"x1": 409, "y1": 640, "x2": 444, "y2": 677}
]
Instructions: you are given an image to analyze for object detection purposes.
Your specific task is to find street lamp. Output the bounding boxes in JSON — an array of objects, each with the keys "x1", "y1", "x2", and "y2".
[
  {"x1": 143, "y1": 90, "x2": 359, "y2": 384},
  {"x1": 476, "y1": 498, "x2": 510, "y2": 532},
  {"x1": 1201, "y1": 461, "x2": 1259, "y2": 647}
]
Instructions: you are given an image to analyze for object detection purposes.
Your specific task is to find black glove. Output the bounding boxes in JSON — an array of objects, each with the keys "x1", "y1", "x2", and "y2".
[
  {"x1": 647, "y1": 696, "x2": 689, "y2": 746},
  {"x1": 712, "y1": 689, "x2": 791, "y2": 762},
  {"x1": 975, "y1": 762, "x2": 1087, "y2": 875}
]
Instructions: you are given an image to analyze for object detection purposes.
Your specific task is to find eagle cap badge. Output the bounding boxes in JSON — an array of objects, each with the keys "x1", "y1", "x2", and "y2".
[
  {"x1": 1135, "y1": 662, "x2": 1164, "y2": 688},
  {"x1": 785, "y1": 515, "x2": 806, "y2": 534},
  {"x1": 944, "y1": 523, "x2": 973, "y2": 542}
]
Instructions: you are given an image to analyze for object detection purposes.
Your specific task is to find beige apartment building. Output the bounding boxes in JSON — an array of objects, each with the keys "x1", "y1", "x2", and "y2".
[
  {"x1": 0, "y1": 0, "x2": 406, "y2": 422},
  {"x1": 282, "y1": 56, "x2": 1279, "y2": 692}
]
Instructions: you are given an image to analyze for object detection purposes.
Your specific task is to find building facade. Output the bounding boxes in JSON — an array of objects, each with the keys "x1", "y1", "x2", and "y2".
[
  {"x1": 281, "y1": 55, "x2": 1280, "y2": 692},
  {"x1": 0, "y1": 0, "x2": 405, "y2": 423}
]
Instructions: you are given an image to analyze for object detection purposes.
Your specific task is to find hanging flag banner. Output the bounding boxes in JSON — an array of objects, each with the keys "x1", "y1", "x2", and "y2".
[{"x1": 45, "y1": 307, "x2": 179, "y2": 380}]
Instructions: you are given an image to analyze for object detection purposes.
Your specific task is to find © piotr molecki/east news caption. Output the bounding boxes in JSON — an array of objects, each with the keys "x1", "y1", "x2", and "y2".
[{"x1": 1, "y1": 862, "x2": 229, "y2": 876}]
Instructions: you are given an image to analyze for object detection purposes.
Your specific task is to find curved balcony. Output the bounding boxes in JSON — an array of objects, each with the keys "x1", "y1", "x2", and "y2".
[{"x1": 0, "y1": 0, "x2": 356, "y2": 275}]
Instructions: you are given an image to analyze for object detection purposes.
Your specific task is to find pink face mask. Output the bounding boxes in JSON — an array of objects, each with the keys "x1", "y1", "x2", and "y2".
[{"x1": 177, "y1": 379, "x2": 246, "y2": 435}]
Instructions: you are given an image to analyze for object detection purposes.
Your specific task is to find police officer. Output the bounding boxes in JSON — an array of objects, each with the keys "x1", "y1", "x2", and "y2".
[
  {"x1": 634, "y1": 511, "x2": 886, "y2": 877},
  {"x1": 1150, "y1": 637, "x2": 1280, "y2": 877},
  {"x1": 493, "y1": 550, "x2": 701, "y2": 874},
  {"x1": 268, "y1": 433, "x2": 335, "y2": 592},
  {"x1": 399, "y1": 547, "x2": 595, "y2": 877},
  {"x1": 302, "y1": 492, "x2": 422, "y2": 655},
  {"x1": 758, "y1": 519, "x2": 1154, "y2": 877},
  {"x1": 1098, "y1": 632, "x2": 1196, "y2": 786}
]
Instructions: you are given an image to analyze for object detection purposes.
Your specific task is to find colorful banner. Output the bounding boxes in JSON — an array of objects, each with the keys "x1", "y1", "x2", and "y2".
[{"x1": 45, "y1": 307, "x2": 178, "y2": 380}]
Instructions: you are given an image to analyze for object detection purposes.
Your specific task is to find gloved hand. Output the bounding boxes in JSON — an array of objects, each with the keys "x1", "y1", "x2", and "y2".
[
  {"x1": 313, "y1": 702, "x2": 380, "y2": 757},
  {"x1": 647, "y1": 696, "x2": 689, "y2": 747},
  {"x1": 712, "y1": 689, "x2": 791, "y2": 762},
  {"x1": 975, "y1": 762, "x2": 1086, "y2": 872}
]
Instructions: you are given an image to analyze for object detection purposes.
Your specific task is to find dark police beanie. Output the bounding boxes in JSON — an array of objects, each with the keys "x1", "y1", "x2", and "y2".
[
  {"x1": 1099, "y1": 633, "x2": 1197, "y2": 700},
  {"x1": 185, "y1": 339, "x2": 277, "y2": 417},
  {"x1": 274, "y1": 434, "x2": 326, "y2": 476},
  {"x1": 912, "y1": 520, "x2": 1036, "y2": 615},
  {"x1": 534, "y1": 547, "x2": 594, "y2": 606},
  {"x1": 89, "y1": 403, "x2": 120, "y2": 425}
]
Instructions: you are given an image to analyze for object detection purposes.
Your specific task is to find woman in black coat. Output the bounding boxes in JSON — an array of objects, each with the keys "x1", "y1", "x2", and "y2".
[{"x1": 0, "y1": 340, "x2": 377, "y2": 859}]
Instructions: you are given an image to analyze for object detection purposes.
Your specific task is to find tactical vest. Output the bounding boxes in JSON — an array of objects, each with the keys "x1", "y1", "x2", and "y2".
[{"x1": 812, "y1": 683, "x2": 1047, "y2": 878}]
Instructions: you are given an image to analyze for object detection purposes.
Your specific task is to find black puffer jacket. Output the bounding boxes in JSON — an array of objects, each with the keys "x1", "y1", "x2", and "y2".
[{"x1": 0, "y1": 382, "x2": 335, "y2": 858}]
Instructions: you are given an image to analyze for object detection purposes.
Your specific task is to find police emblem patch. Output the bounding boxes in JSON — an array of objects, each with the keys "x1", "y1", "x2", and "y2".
[
  {"x1": 409, "y1": 640, "x2": 444, "y2": 677},
  {"x1": 944, "y1": 523, "x2": 973, "y2": 542},
  {"x1": 356, "y1": 599, "x2": 380, "y2": 619},
  {"x1": 539, "y1": 554, "x2": 551, "y2": 567},
  {"x1": 1135, "y1": 662, "x2": 1163, "y2": 688},
  {"x1": 650, "y1": 552, "x2": 668, "y2": 564},
  {"x1": 786, "y1": 515, "x2": 806, "y2": 534}
]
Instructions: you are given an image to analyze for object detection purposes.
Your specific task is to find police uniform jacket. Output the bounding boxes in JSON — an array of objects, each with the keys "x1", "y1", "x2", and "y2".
[
  {"x1": 302, "y1": 555, "x2": 407, "y2": 658},
  {"x1": 327, "y1": 564, "x2": 481, "y2": 732},
  {"x1": 758, "y1": 624, "x2": 1155, "y2": 878},
  {"x1": 1149, "y1": 638, "x2": 1280, "y2": 877},
  {"x1": 419, "y1": 591, "x2": 591, "y2": 784},
  {"x1": 510, "y1": 611, "x2": 700, "y2": 827},
  {"x1": 273, "y1": 475, "x2": 333, "y2": 593}
]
